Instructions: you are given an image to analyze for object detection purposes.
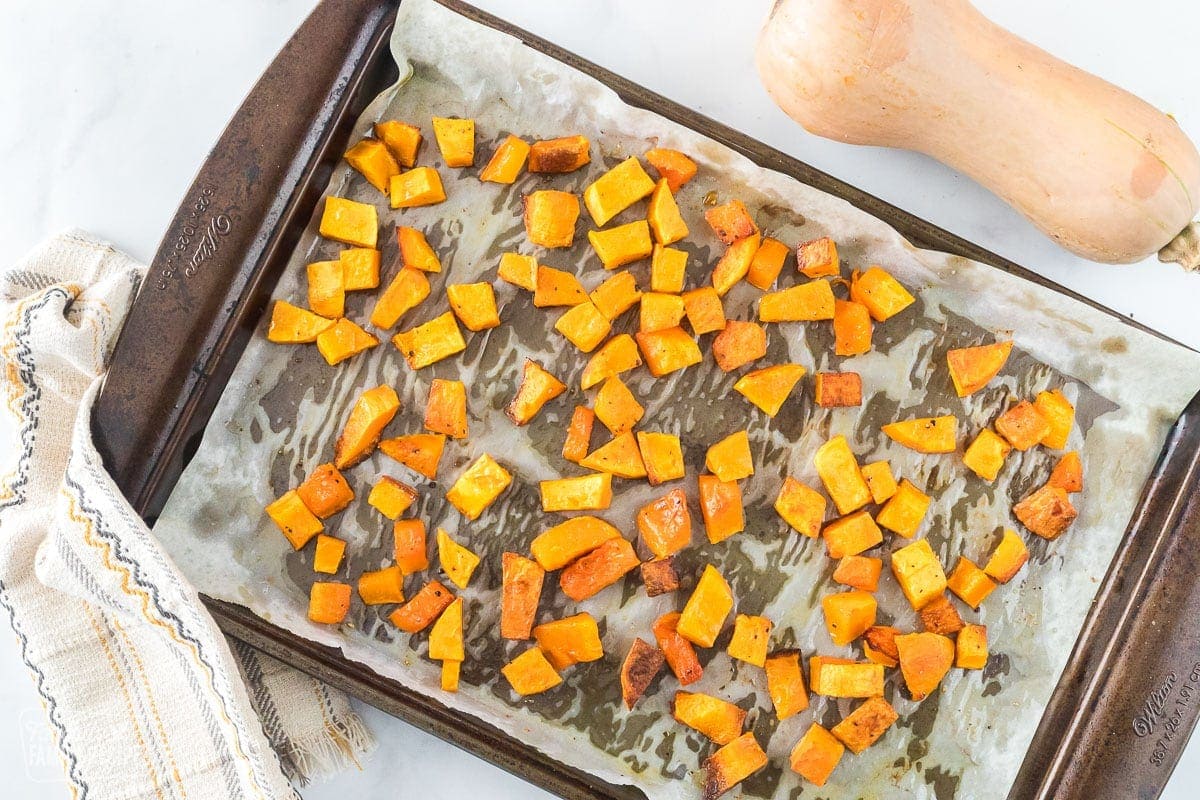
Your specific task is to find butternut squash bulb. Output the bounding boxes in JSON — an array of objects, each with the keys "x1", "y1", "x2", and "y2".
[{"x1": 756, "y1": 0, "x2": 1200, "y2": 264}]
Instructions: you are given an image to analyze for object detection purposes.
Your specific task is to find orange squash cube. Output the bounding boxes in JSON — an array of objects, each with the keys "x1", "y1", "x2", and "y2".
[
  {"x1": 651, "y1": 245, "x2": 688, "y2": 293},
  {"x1": 705, "y1": 430, "x2": 754, "y2": 482},
  {"x1": 506, "y1": 358, "x2": 567, "y2": 425},
  {"x1": 540, "y1": 473, "x2": 613, "y2": 512},
  {"x1": 1034, "y1": 388, "x2": 1075, "y2": 449},
  {"x1": 532, "y1": 613, "x2": 603, "y2": 669},
  {"x1": 775, "y1": 477, "x2": 827, "y2": 538},
  {"x1": 711, "y1": 234, "x2": 760, "y2": 296},
  {"x1": 531, "y1": 515, "x2": 621, "y2": 570},
  {"x1": 315, "y1": 318, "x2": 379, "y2": 366},
  {"x1": 704, "y1": 733, "x2": 768, "y2": 800},
  {"x1": 428, "y1": 597, "x2": 464, "y2": 662},
  {"x1": 918, "y1": 594, "x2": 964, "y2": 635},
  {"x1": 333, "y1": 384, "x2": 401, "y2": 469},
  {"x1": 727, "y1": 614, "x2": 772, "y2": 667},
  {"x1": 704, "y1": 199, "x2": 758, "y2": 244},
  {"x1": 340, "y1": 247, "x2": 381, "y2": 291},
  {"x1": 562, "y1": 406, "x2": 595, "y2": 464},
  {"x1": 860, "y1": 460, "x2": 898, "y2": 504},
  {"x1": 389, "y1": 167, "x2": 446, "y2": 208},
  {"x1": 875, "y1": 479, "x2": 931, "y2": 538},
  {"x1": 733, "y1": 363, "x2": 805, "y2": 417},
  {"x1": 559, "y1": 537, "x2": 640, "y2": 601},
  {"x1": 357, "y1": 565, "x2": 405, "y2": 605},
  {"x1": 580, "y1": 432, "x2": 648, "y2": 479},
  {"x1": 797, "y1": 236, "x2": 839, "y2": 278},
  {"x1": 946, "y1": 556, "x2": 997, "y2": 609},
  {"x1": 637, "y1": 432, "x2": 686, "y2": 486},
  {"x1": 711, "y1": 320, "x2": 767, "y2": 372},
  {"x1": 437, "y1": 528, "x2": 480, "y2": 590},
  {"x1": 479, "y1": 134, "x2": 529, "y2": 183},
  {"x1": 849, "y1": 266, "x2": 915, "y2": 321},
  {"x1": 641, "y1": 557, "x2": 681, "y2": 596},
  {"x1": 446, "y1": 282, "x2": 500, "y2": 331},
  {"x1": 589, "y1": 220, "x2": 654, "y2": 270},
  {"x1": 620, "y1": 638, "x2": 665, "y2": 709},
  {"x1": 497, "y1": 252, "x2": 539, "y2": 291},
  {"x1": 830, "y1": 697, "x2": 898, "y2": 754},
  {"x1": 1013, "y1": 484, "x2": 1077, "y2": 540},
  {"x1": 644, "y1": 148, "x2": 697, "y2": 192},
  {"x1": 891, "y1": 539, "x2": 948, "y2": 610},
  {"x1": 319, "y1": 196, "x2": 377, "y2": 248},
  {"x1": 267, "y1": 300, "x2": 334, "y2": 343},
  {"x1": 814, "y1": 372, "x2": 862, "y2": 407},
  {"x1": 554, "y1": 300, "x2": 611, "y2": 352},
  {"x1": 790, "y1": 724, "x2": 843, "y2": 787},
  {"x1": 682, "y1": 286, "x2": 727, "y2": 335},
  {"x1": 764, "y1": 650, "x2": 809, "y2": 719},
  {"x1": 832, "y1": 555, "x2": 883, "y2": 592},
  {"x1": 374, "y1": 119, "x2": 422, "y2": 167},
  {"x1": 501, "y1": 553, "x2": 545, "y2": 640},
  {"x1": 809, "y1": 657, "x2": 883, "y2": 697},
  {"x1": 397, "y1": 226, "x2": 441, "y2": 272},
  {"x1": 344, "y1": 138, "x2": 400, "y2": 193},
  {"x1": 759, "y1": 280, "x2": 835, "y2": 322},
  {"x1": 674, "y1": 691, "x2": 746, "y2": 745},
  {"x1": 431, "y1": 116, "x2": 474, "y2": 167},
  {"x1": 589, "y1": 271, "x2": 641, "y2": 320},
  {"x1": 528, "y1": 135, "x2": 591, "y2": 173},
  {"x1": 822, "y1": 511, "x2": 883, "y2": 558},
  {"x1": 822, "y1": 590, "x2": 877, "y2": 646},
  {"x1": 882, "y1": 415, "x2": 959, "y2": 453},
  {"x1": 677, "y1": 564, "x2": 734, "y2": 647},
  {"x1": 425, "y1": 378, "x2": 468, "y2": 439},
  {"x1": 378, "y1": 433, "x2": 445, "y2": 480},
  {"x1": 533, "y1": 265, "x2": 587, "y2": 308},
  {"x1": 390, "y1": 580, "x2": 454, "y2": 633},
  {"x1": 501, "y1": 647, "x2": 562, "y2": 696},
  {"x1": 266, "y1": 490, "x2": 323, "y2": 549},
  {"x1": 647, "y1": 178, "x2": 688, "y2": 245},
  {"x1": 1048, "y1": 450, "x2": 1083, "y2": 492},
  {"x1": 639, "y1": 292, "x2": 686, "y2": 334},
  {"x1": 995, "y1": 400, "x2": 1051, "y2": 451},
  {"x1": 367, "y1": 476, "x2": 418, "y2": 520},
  {"x1": 308, "y1": 582, "x2": 351, "y2": 624},
  {"x1": 947, "y1": 341, "x2": 1013, "y2": 397},
  {"x1": 392, "y1": 312, "x2": 466, "y2": 369},
  {"x1": 583, "y1": 156, "x2": 656, "y2": 227},
  {"x1": 370, "y1": 266, "x2": 431, "y2": 329},
  {"x1": 983, "y1": 528, "x2": 1029, "y2": 583},
  {"x1": 698, "y1": 475, "x2": 745, "y2": 543},
  {"x1": 956, "y1": 624, "x2": 989, "y2": 670},
  {"x1": 307, "y1": 260, "x2": 344, "y2": 318},
  {"x1": 863, "y1": 626, "x2": 900, "y2": 667},
  {"x1": 746, "y1": 236, "x2": 790, "y2": 290},
  {"x1": 445, "y1": 454, "x2": 512, "y2": 521},
  {"x1": 636, "y1": 326, "x2": 702, "y2": 377},
  {"x1": 296, "y1": 464, "x2": 354, "y2": 519},
  {"x1": 833, "y1": 299, "x2": 872, "y2": 356},
  {"x1": 441, "y1": 659, "x2": 461, "y2": 692},
  {"x1": 593, "y1": 376, "x2": 644, "y2": 435},
  {"x1": 653, "y1": 612, "x2": 703, "y2": 685},
  {"x1": 393, "y1": 519, "x2": 429, "y2": 575},
  {"x1": 963, "y1": 427, "x2": 1013, "y2": 481},
  {"x1": 895, "y1": 632, "x2": 954, "y2": 700},
  {"x1": 524, "y1": 190, "x2": 580, "y2": 248},
  {"x1": 813, "y1": 435, "x2": 871, "y2": 515}
]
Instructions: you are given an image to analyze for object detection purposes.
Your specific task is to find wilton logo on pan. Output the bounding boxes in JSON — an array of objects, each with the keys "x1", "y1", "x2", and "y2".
[
  {"x1": 155, "y1": 185, "x2": 233, "y2": 289},
  {"x1": 1133, "y1": 672, "x2": 1177, "y2": 738}
]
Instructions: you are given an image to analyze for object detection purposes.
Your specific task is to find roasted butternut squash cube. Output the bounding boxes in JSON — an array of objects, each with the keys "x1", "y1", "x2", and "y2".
[
  {"x1": 733, "y1": 363, "x2": 805, "y2": 417},
  {"x1": 863, "y1": 625, "x2": 900, "y2": 667},
  {"x1": 531, "y1": 515, "x2": 622, "y2": 570},
  {"x1": 699, "y1": 475, "x2": 745, "y2": 543},
  {"x1": 790, "y1": 724, "x2": 843, "y2": 787},
  {"x1": 533, "y1": 612, "x2": 603, "y2": 669},
  {"x1": 370, "y1": 266, "x2": 431, "y2": 329},
  {"x1": 746, "y1": 236, "x2": 790, "y2": 290},
  {"x1": 506, "y1": 358, "x2": 567, "y2": 425},
  {"x1": 677, "y1": 564, "x2": 734, "y2": 647},
  {"x1": 775, "y1": 477, "x2": 827, "y2": 538},
  {"x1": 797, "y1": 236, "x2": 839, "y2": 278},
  {"x1": 711, "y1": 234, "x2": 760, "y2": 296},
  {"x1": 560, "y1": 537, "x2": 640, "y2": 601},
  {"x1": 374, "y1": 119, "x2": 422, "y2": 166},
  {"x1": 424, "y1": 379, "x2": 468, "y2": 439},
  {"x1": 589, "y1": 271, "x2": 642, "y2": 320},
  {"x1": 727, "y1": 614, "x2": 772, "y2": 667},
  {"x1": 501, "y1": 553, "x2": 545, "y2": 640},
  {"x1": 647, "y1": 178, "x2": 689, "y2": 245},
  {"x1": 397, "y1": 226, "x2": 441, "y2": 273},
  {"x1": 674, "y1": 691, "x2": 746, "y2": 745},
  {"x1": 891, "y1": 539, "x2": 948, "y2": 610},
  {"x1": 528, "y1": 134, "x2": 591, "y2": 173},
  {"x1": 392, "y1": 312, "x2": 466, "y2": 369},
  {"x1": 379, "y1": 433, "x2": 445, "y2": 480},
  {"x1": 946, "y1": 556, "x2": 997, "y2": 609},
  {"x1": 1048, "y1": 450, "x2": 1083, "y2": 492},
  {"x1": 639, "y1": 292, "x2": 686, "y2": 334},
  {"x1": 830, "y1": 697, "x2": 898, "y2": 755},
  {"x1": 267, "y1": 300, "x2": 334, "y2": 343},
  {"x1": 583, "y1": 156, "x2": 656, "y2": 227},
  {"x1": 641, "y1": 557, "x2": 681, "y2": 596},
  {"x1": 540, "y1": 472, "x2": 613, "y2": 512},
  {"x1": 580, "y1": 432, "x2": 647, "y2": 479},
  {"x1": 822, "y1": 590, "x2": 877, "y2": 646},
  {"x1": 533, "y1": 265, "x2": 587, "y2": 307},
  {"x1": 479, "y1": 134, "x2": 529, "y2": 183},
  {"x1": 882, "y1": 415, "x2": 959, "y2": 454},
  {"x1": 266, "y1": 490, "x2": 323, "y2": 549},
  {"x1": 1034, "y1": 388, "x2": 1075, "y2": 449},
  {"x1": 297, "y1": 463, "x2": 354, "y2": 519},
  {"x1": 314, "y1": 322, "x2": 374, "y2": 370},
  {"x1": 705, "y1": 430, "x2": 754, "y2": 482},
  {"x1": 523, "y1": 190, "x2": 579, "y2": 248},
  {"x1": 963, "y1": 427, "x2": 1012, "y2": 481},
  {"x1": 651, "y1": 245, "x2": 688, "y2": 293},
  {"x1": 636, "y1": 326, "x2": 702, "y2": 377},
  {"x1": 995, "y1": 400, "x2": 1051, "y2": 451},
  {"x1": 589, "y1": 220, "x2": 654, "y2": 270},
  {"x1": 446, "y1": 282, "x2": 500, "y2": 331},
  {"x1": 340, "y1": 247, "x2": 381, "y2": 291},
  {"x1": 704, "y1": 200, "x2": 758, "y2": 244},
  {"x1": 813, "y1": 435, "x2": 871, "y2": 515},
  {"x1": 918, "y1": 594, "x2": 964, "y2": 635},
  {"x1": 764, "y1": 650, "x2": 808, "y2": 719},
  {"x1": 759, "y1": 280, "x2": 836, "y2": 322},
  {"x1": 637, "y1": 432, "x2": 686, "y2": 486},
  {"x1": 437, "y1": 529, "x2": 480, "y2": 590},
  {"x1": 501, "y1": 647, "x2": 562, "y2": 695},
  {"x1": 367, "y1": 476, "x2": 417, "y2": 520},
  {"x1": 497, "y1": 252, "x2": 538, "y2": 290},
  {"x1": 682, "y1": 286, "x2": 727, "y2": 334},
  {"x1": 389, "y1": 167, "x2": 446, "y2": 208},
  {"x1": 833, "y1": 299, "x2": 872, "y2": 356},
  {"x1": 895, "y1": 632, "x2": 954, "y2": 700},
  {"x1": 875, "y1": 479, "x2": 931, "y2": 538},
  {"x1": 712, "y1": 320, "x2": 767, "y2": 372},
  {"x1": 334, "y1": 384, "x2": 401, "y2": 469},
  {"x1": 445, "y1": 454, "x2": 512, "y2": 521},
  {"x1": 308, "y1": 582, "x2": 351, "y2": 624},
  {"x1": 428, "y1": 597, "x2": 464, "y2": 661},
  {"x1": 554, "y1": 300, "x2": 611, "y2": 352},
  {"x1": 431, "y1": 116, "x2": 474, "y2": 167},
  {"x1": 644, "y1": 147, "x2": 697, "y2": 192},
  {"x1": 344, "y1": 138, "x2": 400, "y2": 193},
  {"x1": 814, "y1": 372, "x2": 862, "y2": 407},
  {"x1": 822, "y1": 511, "x2": 883, "y2": 558},
  {"x1": 1013, "y1": 484, "x2": 1077, "y2": 540},
  {"x1": 390, "y1": 580, "x2": 455, "y2": 632},
  {"x1": 357, "y1": 565, "x2": 405, "y2": 605},
  {"x1": 956, "y1": 624, "x2": 989, "y2": 669},
  {"x1": 947, "y1": 341, "x2": 1013, "y2": 397},
  {"x1": 307, "y1": 260, "x2": 345, "y2": 318},
  {"x1": 850, "y1": 266, "x2": 916, "y2": 321},
  {"x1": 620, "y1": 638, "x2": 665, "y2": 709},
  {"x1": 809, "y1": 658, "x2": 884, "y2": 697},
  {"x1": 653, "y1": 612, "x2": 703, "y2": 685},
  {"x1": 393, "y1": 519, "x2": 430, "y2": 574},
  {"x1": 319, "y1": 196, "x2": 377, "y2": 248},
  {"x1": 983, "y1": 528, "x2": 1029, "y2": 583},
  {"x1": 594, "y1": 376, "x2": 644, "y2": 434},
  {"x1": 860, "y1": 460, "x2": 898, "y2": 504},
  {"x1": 562, "y1": 406, "x2": 595, "y2": 464},
  {"x1": 832, "y1": 555, "x2": 883, "y2": 592},
  {"x1": 441, "y1": 658, "x2": 461, "y2": 692},
  {"x1": 704, "y1": 733, "x2": 768, "y2": 800}
]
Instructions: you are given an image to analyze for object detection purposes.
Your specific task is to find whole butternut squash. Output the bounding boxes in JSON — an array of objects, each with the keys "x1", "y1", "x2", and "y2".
[{"x1": 756, "y1": 0, "x2": 1200, "y2": 265}]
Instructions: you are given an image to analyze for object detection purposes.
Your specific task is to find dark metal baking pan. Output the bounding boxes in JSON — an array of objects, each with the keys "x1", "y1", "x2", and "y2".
[{"x1": 90, "y1": 1, "x2": 1200, "y2": 798}]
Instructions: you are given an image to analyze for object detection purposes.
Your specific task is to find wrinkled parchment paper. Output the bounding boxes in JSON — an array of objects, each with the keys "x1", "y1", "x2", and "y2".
[{"x1": 154, "y1": 1, "x2": 1200, "y2": 797}]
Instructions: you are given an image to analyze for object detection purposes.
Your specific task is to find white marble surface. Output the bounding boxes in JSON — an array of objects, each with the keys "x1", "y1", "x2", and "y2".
[{"x1": 0, "y1": 1, "x2": 1197, "y2": 798}]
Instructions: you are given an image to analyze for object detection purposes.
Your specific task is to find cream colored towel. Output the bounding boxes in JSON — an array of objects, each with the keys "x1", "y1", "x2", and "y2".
[{"x1": 0, "y1": 231, "x2": 374, "y2": 799}]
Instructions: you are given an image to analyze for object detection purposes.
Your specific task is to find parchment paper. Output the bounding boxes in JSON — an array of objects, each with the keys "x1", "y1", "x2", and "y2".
[{"x1": 153, "y1": 1, "x2": 1200, "y2": 797}]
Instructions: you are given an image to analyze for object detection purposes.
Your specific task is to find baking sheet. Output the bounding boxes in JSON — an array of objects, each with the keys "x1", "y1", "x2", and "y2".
[{"x1": 153, "y1": 1, "x2": 1200, "y2": 797}]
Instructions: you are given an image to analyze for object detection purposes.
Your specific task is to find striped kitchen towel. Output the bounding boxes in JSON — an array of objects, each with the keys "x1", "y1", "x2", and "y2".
[{"x1": 0, "y1": 231, "x2": 373, "y2": 799}]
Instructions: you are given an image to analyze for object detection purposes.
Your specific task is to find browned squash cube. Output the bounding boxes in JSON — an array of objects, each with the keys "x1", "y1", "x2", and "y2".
[
  {"x1": 528, "y1": 134, "x2": 590, "y2": 173},
  {"x1": 830, "y1": 697, "x2": 898, "y2": 754},
  {"x1": 333, "y1": 381, "x2": 400, "y2": 470},
  {"x1": 559, "y1": 537, "x2": 639, "y2": 601},
  {"x1": 703, "y1": 733, "x2": 768, "y2": 800},
  {"x1": 1048, "y1": 450, "x2": 1083, "y2": 492},
  {"x1": 704, "y1": 199, "x2": 758, "y2": 244},
  {"x1": 640, "y1": 557, "x2": 681, "y2": 596},
  {"x1": 506, "y1": 359, "x2": 567, "y2": 425},
  {"x1": 1013, "y1": 484, "x2": 1077, "y2": 540},
  {"x1": 797, "y1": 236, "x2": 839, "y2": 278},
  {"x1": 711, "y1": 320, "x2": 767, "y2": 372},
  {"x1": 995, "y1": 400, "x2": 1051, "y2": 451},
  {"x1": 620, "y1": 638, "x2": 664, "y2": 709},
  {"x1": 917, "y1": 593, "x2": 964, "y2": 635},
  {"x1": 814, "y1": 372, "x2": 862, "y2": 407}
]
